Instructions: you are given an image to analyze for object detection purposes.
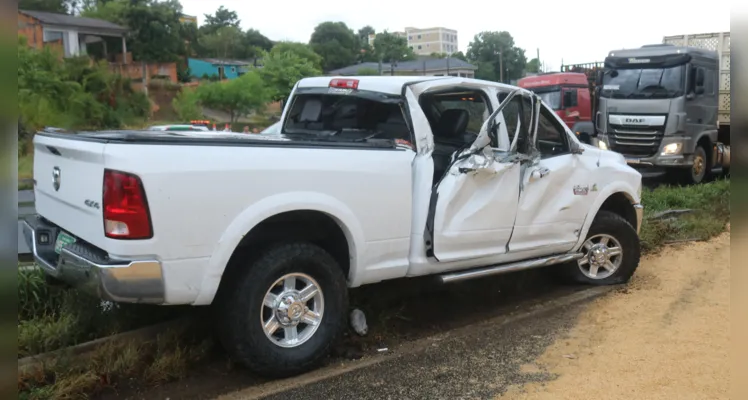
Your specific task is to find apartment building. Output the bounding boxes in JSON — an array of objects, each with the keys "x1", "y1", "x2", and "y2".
[
  {"x1": 405, "y1": 27, "x2": 459, "y2": 55},
  {"x1": 367, "y1": 27, "x2": 459, "y2": 56}
]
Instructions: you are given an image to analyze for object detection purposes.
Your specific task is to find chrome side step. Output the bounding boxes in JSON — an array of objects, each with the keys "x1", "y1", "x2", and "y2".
[{"x1": 439, "y1": 253, "x2": 584, "y2": 284}]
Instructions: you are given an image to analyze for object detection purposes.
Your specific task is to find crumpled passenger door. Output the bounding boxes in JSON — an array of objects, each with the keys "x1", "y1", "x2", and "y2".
[{"x1": 426, "y1": 90, "x2": 527, "y2": 262}]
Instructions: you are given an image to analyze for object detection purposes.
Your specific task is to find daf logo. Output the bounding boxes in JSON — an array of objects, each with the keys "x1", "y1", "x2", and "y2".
[
  {"x1": 625, "y1": 118, "x2": 645, "y2": 124},
  {"x1": 52, "y1": 167, "x2": 61, "y2": 191}
]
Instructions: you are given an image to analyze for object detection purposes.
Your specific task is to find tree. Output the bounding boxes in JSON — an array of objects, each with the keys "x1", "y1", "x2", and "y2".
[
  {"x1": 309, "y1": 22, "x2": 358, "y2": 71},
  {"x1": 19, "y1": 0, "x2": 78, "y2": 14},
  {"x1": 269, "y1": 42, "x2": 322, "y2": 69},
  {"x1": 201, "y1": 6, "x2": 240, "y2": 35},
  {"x1": 197, "y1": 71, "x2": 269, "y2": 123},
  {"x1": 526, "y1": 58, "x2": 541, "y2": 73},
  {"x1": 259, "y1": 50, "x2": 321, "y2": 103},
  {"x1": 452, "y1": 51, "x2": 467, "y2": 62},
  {"x1": 243, "y1": 29, "x2": 274, "y2": 57},
  {"x1": 372, "y1": 31, "x2": 416, "y2": 64},
  {"x1": 82, "y1": 0, "x2": 187, "y2": 63},
  {"x1": 466, "y1": 31, "x2": 527, "y2": 83},
  {"x1": 198, "y1": 26, "x2": 244, "y2": 59},
  {"x1": 356, "y1": 26, "x2": 377, "y2": 62},
  {"x1": 357, "y1": 26, "x2": 375, "y2": 42}
]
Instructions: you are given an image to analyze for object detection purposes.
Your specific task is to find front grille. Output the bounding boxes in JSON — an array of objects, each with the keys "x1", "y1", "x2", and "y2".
[{"x1": 608, "y1": 122, "x2": 665, "y2": 157}]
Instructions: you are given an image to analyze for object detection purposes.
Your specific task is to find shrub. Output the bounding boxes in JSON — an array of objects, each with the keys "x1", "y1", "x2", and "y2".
[{"x1": 172, "y1": 87, "x2": 203, "y2": 121}]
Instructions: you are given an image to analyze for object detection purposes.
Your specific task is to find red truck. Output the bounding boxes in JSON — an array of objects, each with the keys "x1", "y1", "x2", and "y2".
[{"x1": 518, "y1": 64, "x2": 604, "y2": 142}]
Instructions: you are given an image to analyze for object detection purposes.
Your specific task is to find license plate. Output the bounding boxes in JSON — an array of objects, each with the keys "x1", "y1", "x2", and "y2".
[{"x1": 54, "y1": 231, "x2": 77, "y2": 254}]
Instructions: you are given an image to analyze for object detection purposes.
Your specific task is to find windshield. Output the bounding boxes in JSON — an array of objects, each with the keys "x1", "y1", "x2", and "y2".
[
  {"x1": 283, "y1": 93, "x2": 410, "y2": 142},
  {"x1": 535, "y1": 90, "x2": 561, "y2": 110},
  {"x1": 601, "y1": 65, "x2": 685, "y2": 99}
]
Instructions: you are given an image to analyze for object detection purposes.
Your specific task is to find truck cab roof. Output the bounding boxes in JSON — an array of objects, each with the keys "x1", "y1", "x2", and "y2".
[
  {"x1": 607, "y1": 44, "x2": 718, "y2": 60},
  {"x1": 517, "y1": 72, "x2": 589, "y2": 89}
]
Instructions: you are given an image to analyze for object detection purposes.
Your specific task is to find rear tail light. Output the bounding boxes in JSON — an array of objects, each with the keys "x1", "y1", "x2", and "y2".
[{"x1": 103, "y1": 169, "x2": 153, "y2": 239}]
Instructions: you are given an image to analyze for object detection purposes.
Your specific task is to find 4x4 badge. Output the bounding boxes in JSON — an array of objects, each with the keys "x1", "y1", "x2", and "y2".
[{"x1": 573, "y1": 185, "x2": 589, "y2": 196}]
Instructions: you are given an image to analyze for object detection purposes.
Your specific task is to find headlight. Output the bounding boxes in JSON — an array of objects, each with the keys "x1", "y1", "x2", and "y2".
[
  {"x1": 661, "y1": 142, "x2": 682, "y2": 155},
  {"x1": 597, "y1": 140, "x2": 608, "y2": 150}
]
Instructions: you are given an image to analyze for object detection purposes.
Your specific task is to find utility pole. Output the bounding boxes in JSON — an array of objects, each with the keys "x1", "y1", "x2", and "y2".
[
  {"x1": 499, "y1": 49, "x2": 504, "y2": 83},
  {"x1": 536, "y1": 48, "x2": 540, "y2": 73}
]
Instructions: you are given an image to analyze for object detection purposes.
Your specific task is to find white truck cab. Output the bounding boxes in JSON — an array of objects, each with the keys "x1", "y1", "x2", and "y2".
[{"x1": 24, "y1": 76, "x2": 643, "y2": 378}]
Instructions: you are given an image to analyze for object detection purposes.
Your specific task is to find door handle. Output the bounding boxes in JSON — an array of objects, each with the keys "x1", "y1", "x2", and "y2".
[{"x1": 530, "y1": 167, "x2": 550, "y2": 182}]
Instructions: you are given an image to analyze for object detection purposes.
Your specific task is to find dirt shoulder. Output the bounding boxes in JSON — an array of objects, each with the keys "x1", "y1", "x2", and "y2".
[{"x1": 501, "y1": 229, "x2": 730, "y2": 400}]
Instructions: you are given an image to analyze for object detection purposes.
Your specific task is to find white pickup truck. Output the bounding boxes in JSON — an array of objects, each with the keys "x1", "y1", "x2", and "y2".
[{"x1": 24, "y1": 76, "x2": 643, "y2": 378}]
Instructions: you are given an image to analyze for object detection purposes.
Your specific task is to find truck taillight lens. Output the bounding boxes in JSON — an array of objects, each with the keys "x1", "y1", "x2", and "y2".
[{"x1": 103, "y1": 169, "x2": 153, "y2": 239}]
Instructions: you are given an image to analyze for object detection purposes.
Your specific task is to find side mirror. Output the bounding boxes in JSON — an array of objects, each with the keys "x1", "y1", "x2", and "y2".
[
  {"x1": 595, "y1": 70, "x2": 604, "y2": 86},
  {"x1": 570, "y1": 140, "x2": 585, "y2": 155}
]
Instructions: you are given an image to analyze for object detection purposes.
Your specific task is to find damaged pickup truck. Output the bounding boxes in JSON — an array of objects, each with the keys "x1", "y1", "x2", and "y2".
[{"x1": 24, "y1": 76, "x2": 644, "y2": 378}]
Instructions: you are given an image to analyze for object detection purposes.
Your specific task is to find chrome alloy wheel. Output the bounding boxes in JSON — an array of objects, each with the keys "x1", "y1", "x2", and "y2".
[
  {"x1": 577, "y1": 234, "x2": 623, "y2": 280},
  {"x1": 261, "y1": 273, "x2": 324, "y2": 348}
]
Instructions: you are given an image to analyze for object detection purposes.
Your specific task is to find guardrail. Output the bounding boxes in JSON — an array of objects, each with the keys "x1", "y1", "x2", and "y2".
[{"x1": 18, "y1": 188, "x2": 34, "y2": 256}]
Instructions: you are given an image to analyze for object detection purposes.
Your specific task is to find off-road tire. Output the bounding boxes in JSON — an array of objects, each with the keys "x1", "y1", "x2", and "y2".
[
  {"x1": 215, "y1": 242, "x2": 348, "y2": 378},
  {"x1": 556, "y1": 211, "x2": 641, "y2": 285}
]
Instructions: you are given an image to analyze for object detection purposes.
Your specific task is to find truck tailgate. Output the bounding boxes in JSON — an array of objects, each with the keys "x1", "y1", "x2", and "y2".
[{"x1": 33, "y1": 134, "x2": 107, "y2": 248}]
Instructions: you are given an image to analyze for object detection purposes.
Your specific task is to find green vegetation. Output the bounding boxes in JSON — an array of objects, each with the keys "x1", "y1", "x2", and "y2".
[
  {"x1": 640, "y1": 178, "x2": 730, "y2": 252},
  {"x1": 19, "y1": 153, "x2": 34, "y2": 190},
  {"x1": 18, "y1": 268, "x2": 190, "y2": 359},
  {"x1": 196, "y1": 71, "x2": 270, "y2": 123},
  {"x1": 18, "y1": 37, "x2": 152, "y2": 134},
  {"x1": 19, "y1": 324, "x2": 211, "y2": 400}
]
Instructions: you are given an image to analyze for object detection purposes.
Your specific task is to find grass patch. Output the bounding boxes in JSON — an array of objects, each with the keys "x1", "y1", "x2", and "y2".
[
  {"x1": 19, "y1": 151, "x2": 33, "y2": 190},
  {"x1": 19, "y1": 323, "x2": 213, "y2": 400},
  {"x1": 18, "y1": 267, "x2": 190, "y2": 359},
  {"x1": 640, "y1": 178, "x2": 730, "y2": 252}
]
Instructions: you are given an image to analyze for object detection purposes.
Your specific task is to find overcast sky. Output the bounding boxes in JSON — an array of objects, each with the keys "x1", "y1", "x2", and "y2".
[{"x1": 180, "y1": 0, "x2": 730, "y2": 71}]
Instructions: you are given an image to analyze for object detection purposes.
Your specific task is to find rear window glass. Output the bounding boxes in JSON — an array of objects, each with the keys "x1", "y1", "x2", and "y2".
[{"x1": 283, "y1": 93, "x2": 410, "y2": 141}]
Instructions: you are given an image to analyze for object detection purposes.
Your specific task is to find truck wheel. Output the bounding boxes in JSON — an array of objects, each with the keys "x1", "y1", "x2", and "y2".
[
  {"x1": 683, "y1": 145, "x2": 709, "y2": 184},
  {"x1": 216, "y1": 242, "x2": 348, "y2": 378},
  {"x1": 559, "y1": 211, "x2": 641, "y2": 285}
]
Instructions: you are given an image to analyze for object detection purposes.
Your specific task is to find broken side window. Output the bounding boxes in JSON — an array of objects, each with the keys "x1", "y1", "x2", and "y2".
[
  {"x1": 536, "y1": 106, "x2": 571, "y2": 158},
  {"x1": 492, "y1": 93, "x2": 533, "y2": 154}
]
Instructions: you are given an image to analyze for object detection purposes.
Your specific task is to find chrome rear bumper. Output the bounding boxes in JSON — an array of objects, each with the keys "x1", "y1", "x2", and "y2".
[{"x1": 22, "y1": 216, "x2": 165, "y2": 304}]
